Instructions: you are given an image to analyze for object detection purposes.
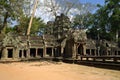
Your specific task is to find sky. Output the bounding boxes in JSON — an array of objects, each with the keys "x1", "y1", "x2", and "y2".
[
  {"x1": 80, "y1": 0, "x2": 105, "y2": 5},
  {"x1": 12, "y1": 0, "x2": 106, "y2": 26},
  {"x1": 36, "y1": 0, "x2": 105, "y2": 22}
]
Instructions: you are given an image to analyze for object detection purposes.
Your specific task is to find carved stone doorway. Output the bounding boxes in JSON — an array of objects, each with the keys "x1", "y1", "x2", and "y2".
[
  {"x1": 78, "y1": 44, "x2": 84, "y2": 55},
  {"x1": 46, "y1": 47, "x2": 52, "y2": 57},
  {"x1": 7, "y1": 49, "x2": 13, "y2": 58},
  {"x1": 38, "y1": 48, "x2": 43, "y2": 57},
  {"x1": 30, "y1": 48, "x2": 36, "y2": 57}
]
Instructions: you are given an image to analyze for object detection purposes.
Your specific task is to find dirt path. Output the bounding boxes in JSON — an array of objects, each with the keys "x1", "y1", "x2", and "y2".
[{"x1": 0, "y1": 61, "x2": 119, "y2": 80}]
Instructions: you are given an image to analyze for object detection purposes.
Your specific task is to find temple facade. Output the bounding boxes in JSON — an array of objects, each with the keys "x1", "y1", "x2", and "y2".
[
  {"x1": 0, "y1": 30, "x2": 119, "y2": 61},
  {"x1": 0, "y1": 14, "x2": 120, "y2": 61}
]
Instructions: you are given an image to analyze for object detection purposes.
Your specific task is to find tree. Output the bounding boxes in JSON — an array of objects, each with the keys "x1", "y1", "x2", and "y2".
[
  {"x1": 42, "y1": 0, "x2": 79, "y2": 19},
  {"x1": 73, "y1": 12, "x2": 93, "y2": 29},
  {"x1": 72, "y1": 2, "x2": 96, "y2": 29},
  {"x1": 86, "y1": 0, "x2": 120, "y2": 41},
  {"x1": 105, "y1": 0, "x2": 120, "y2": 41},
  {"x1": 15, "y1": 16, "x2": 46, "y2": 36},
  {"x1": 0, "y1": 0, "x2": 24, "y2": 33}
]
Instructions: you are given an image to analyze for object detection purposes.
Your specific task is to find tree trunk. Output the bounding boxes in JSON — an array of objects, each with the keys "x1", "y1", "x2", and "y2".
[
  {"x1": 26, "y1": 0, "x2": 38, "y2": 36},
  {"x1": 1, "y1": 12, "x2": 8, "y2": 34}
]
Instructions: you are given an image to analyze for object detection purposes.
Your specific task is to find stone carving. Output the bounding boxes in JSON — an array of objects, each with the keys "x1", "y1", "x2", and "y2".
[
  {"x1": 72, "y1": 29, "x2": 87, "y2": 42},
  {"x1": 2, "y1": 32, "x2": 27, "y2": 49}
]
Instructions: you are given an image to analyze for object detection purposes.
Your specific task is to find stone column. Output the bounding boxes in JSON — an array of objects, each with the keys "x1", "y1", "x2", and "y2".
[
  {"x1": 52, "y1": 47, "x2": 54, "y2": 57},
  {"x1": 43, "y1": 46, "x2": 46, "y2": 57},
  {"x1": 27, "y1": 49, "x2": 30, "y2": 58},
  {"x1": 13, "y1": 48, "x2": 19, "y2": 59},
  {"x1": 94, "y1": 49, "x2": 96, "y2": 56},
  {"x1": 61, "y1": 47, "x2": 63, "y2": 56},
  {"x1": 54, "y1": 48, "x2": 57, "y2": 57},
  {"x1": 1, "y1": 47, "x2": 8, "y2": 60},
  {"x1": 83, "y1": 44, "x2": 86, "y2": 56},
  {"x1": 89, "y1": 49, "x2": 91, "y2": 56},
  {"x1": 116, "y1": 50, "x2": 118, "y2": 55},
  {"x1": 21, "y1": 50, "x2": 24, "y2": 58},
  {"x1": 72, "y1": 44, "x2": 77, "y2": 59},
  {"x1": 97, "y1": 47, "x2": 100, "y2": 56},
  {"x1": 35, "y1": 48, "x2": 38, "y2": 58}
]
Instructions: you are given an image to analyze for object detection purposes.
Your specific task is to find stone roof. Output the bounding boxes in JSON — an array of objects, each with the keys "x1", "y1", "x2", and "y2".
[
  {"x1": 0, "y1": 32, "x2": 27, "y2": 49},
  {"x1": 86, "y1": 39, "x2": 96, "y2": 49},
  {"x1": 43, "y1": 34, "x2": 59, "y2": 47},
  {"x1": 72, "y1": 29, "x2": 87, "y2": 42},
  {"x1": 19, "y1": 34, "x2": 58, "y2": 47}
]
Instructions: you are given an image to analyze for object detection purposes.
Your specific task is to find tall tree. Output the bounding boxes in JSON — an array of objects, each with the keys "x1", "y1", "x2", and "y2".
[
  {"x1": 0, "y1": 0, "x2": 24, "y2": 33},
  {"x1": 15, "y1": 16, "x2": 46, "y2": 36},
  {"x1": 87, "y1": 0, "x2": 120, "y2": 41},
  {"x1": 26, "y1": 0, "x2": 39, "y2": 36},
  {"x1": 73, "y1": 12, "x2": 93, "y2": 29},
  {"x1": 105, "y1": 0, "x2": 120, "y2": 41}
]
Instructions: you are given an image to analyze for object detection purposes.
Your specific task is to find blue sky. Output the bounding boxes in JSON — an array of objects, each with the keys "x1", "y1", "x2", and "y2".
[{"x1": 80, "y1": 0, "x2": 105, "y2": 5}]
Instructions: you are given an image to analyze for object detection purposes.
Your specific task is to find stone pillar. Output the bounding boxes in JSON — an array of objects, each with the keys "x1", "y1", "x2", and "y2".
[
  {"x1": 61, "y1": 47, "x2": 64, "y2": 57},
  {"x1": 83, "y1": 44, "x2": 86, "y2": 56},
  {"x1": 27, "y1": 49, "x2": 30, "y2": 58},
  {"x1": 54, "y1": 48, "x2": 57, "y2": 57},
  {"x1": 21, "y1": 50, "x2": 24, "y2": 58},
  {"x1": 52, "y1": 47, "x2": 54, "y2": 57},
  {"x1": 35, "y1": 48, "x2": 38, "y2": 58},
  {"x1": 1, "y1": 47, "x2": 8, "y2": 60},
  {"x1": 73, "y1": 44, "x2": 77, "y2": 59},
  {"x1": 13, "y1": 48, "x2": 19, "y2": 59},
  {"x1": 90, "y1": 49, "x2": 92, "y2": 56},
  {"x1": 94, "y1": 49, "x2": 96, "y2": 56},
  {"x1": 97, "y1": 47, "x2": 100, "y2": 56},
  {"x1": 116, "y1": 51, "x2": 118, "y2": 55},
  {"x1": 43, "y1": 46, "x2": 46, "y2": 57}
]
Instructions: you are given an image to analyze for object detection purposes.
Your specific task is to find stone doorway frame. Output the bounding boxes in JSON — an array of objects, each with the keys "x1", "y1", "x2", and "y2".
[{"x1": 7, "y1": 48, "x2": 13, "y2": 58}]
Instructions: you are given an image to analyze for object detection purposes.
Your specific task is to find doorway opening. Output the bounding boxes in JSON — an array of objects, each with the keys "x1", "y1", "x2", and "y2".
[
  {"x1": 8, "y1": 49, "x2": 13, "y2": 58},
  {"x1": 38, "y1": 48, "x2": 43, "y2": 57},
  {"x1": 78, "y1": 44, "x2": 83, "y2": 55},
  {"x1": 30, "y1": 48, "x2": 36, "y2": 57},
  {"x1": 46, "y1": 47, "x2": 52, "y2": 56}
]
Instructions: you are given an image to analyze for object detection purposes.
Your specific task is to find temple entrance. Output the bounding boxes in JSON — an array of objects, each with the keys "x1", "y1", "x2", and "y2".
[
  {"x1": 78, "y1": 44, "x2": 83, "y2": 55},
  {"x1": 24, "y1": 50, "x2": 27, "y2": 58},
  {"x1": 19, "y1": 50, "x2": 27, "y2": 58},
  {"x1": 91, "y1": 49, "x2": 95, "y2": 55},
  {"x1": 54, "y1": 47, "x2": 61, "y2": 57},
  {"x1": 86, "y1": 49, "x2": 90, "y2": 55},
  {"x1": 19, "y1": 50, "x2": 22, "y2": 58},
  {"x1": 38, "y1": 48, "x2": 43, "y2": 57},
  {"x1": 30, "y1": 48, "x2": 36, "y2": 57},
  {"x1": 7, "y1": 49, "x2": 13, "y2": 58},
  {"x1": 46, "y1": 47, "x2": 52, "y2": 56}
]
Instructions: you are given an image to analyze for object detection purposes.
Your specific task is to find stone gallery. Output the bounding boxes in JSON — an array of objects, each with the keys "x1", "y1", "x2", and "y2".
[{"x1": 0, "y1": 14, "x2": 120, "y2": 61}]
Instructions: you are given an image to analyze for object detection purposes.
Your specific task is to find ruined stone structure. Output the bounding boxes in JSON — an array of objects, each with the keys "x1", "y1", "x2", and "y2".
[
  {"x1": 0, "y1": 14, "x2": 120, "y2": 61},
  {"x1": 0, "y1": 32, "x2": 60, "y2": 61},
  {"x1": 0, "y1": 32, "x2": 120, "y2": 61}
]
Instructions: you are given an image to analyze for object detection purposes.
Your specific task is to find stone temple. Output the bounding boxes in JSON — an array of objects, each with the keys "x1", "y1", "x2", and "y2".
[{"x1": 0, "y1": 14, "x2": 120, "y2": 61}]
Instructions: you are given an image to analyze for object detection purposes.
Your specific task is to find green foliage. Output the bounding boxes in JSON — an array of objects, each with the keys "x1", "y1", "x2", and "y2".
[
  {"x1": 15, "y1": 16, "x2": 46, "y2": 36},
  {"x1": 0, "y1": 0, "x2": 24, "y2": 33},
  {"x1": 86, "y1": 0, "x2": 120, "y2": 41},
  {"x1": 5, "y1": 26, "x2": 14, "y2": 33},
  {"x1": 73, "y1": 12, "x2": 93, "y2": 29}
]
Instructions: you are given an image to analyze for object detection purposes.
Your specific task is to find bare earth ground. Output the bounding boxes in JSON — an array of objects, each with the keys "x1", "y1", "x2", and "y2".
[{"x1": 0, "y1": 61, "x2": 120, "y2": 80}]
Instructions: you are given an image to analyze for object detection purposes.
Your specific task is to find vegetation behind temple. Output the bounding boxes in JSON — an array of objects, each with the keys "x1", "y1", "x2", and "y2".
[{"x1": 0, "y1": 0, "x2": 120, "y2": 46}]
